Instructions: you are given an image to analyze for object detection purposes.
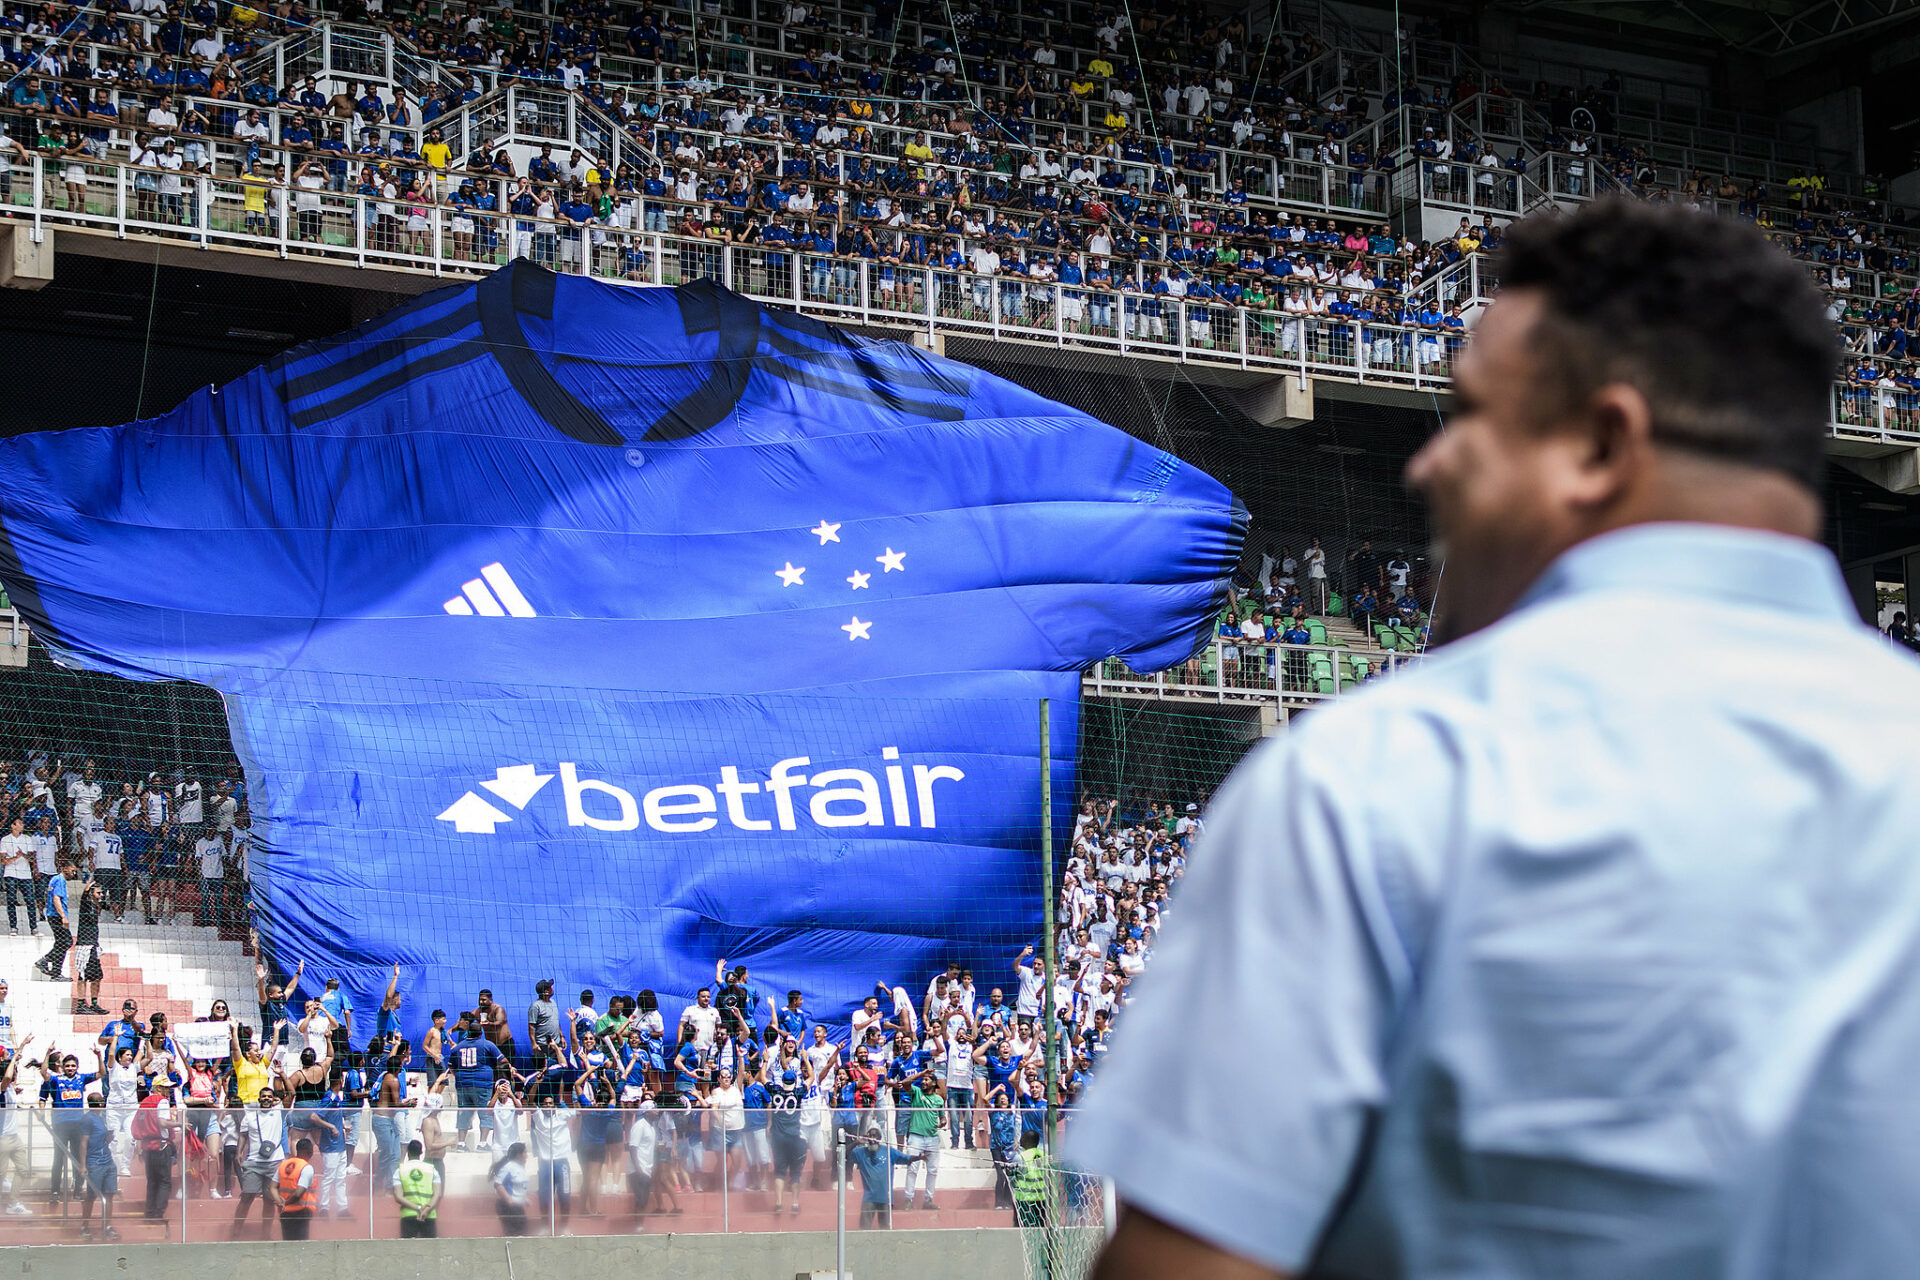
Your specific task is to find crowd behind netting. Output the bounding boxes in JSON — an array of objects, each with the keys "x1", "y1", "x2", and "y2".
[
  {"x1": 0, "y1": 742, "x2": 1196, "y2": 1238},
  {"x1": 0, "y1": 0, "x2": 1901, "y2": 396}
]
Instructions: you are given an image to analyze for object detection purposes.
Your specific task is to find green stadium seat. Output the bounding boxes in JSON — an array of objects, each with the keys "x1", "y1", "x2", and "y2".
[
  {"x1": 1315, "y1": 676, "x2": 1337, "y2": 695},
  {"x1": 1377, "y1": 628, "x2": 1401, "y2": 651}
]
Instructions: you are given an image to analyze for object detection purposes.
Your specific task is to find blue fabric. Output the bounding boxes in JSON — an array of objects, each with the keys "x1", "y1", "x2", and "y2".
[
  {"x1": 1070, "y1": 524, "x2": 1920, "y2": 1279},
  {"x1": 0, "y1": 263, "x2": 1240, "y2": 1052}
]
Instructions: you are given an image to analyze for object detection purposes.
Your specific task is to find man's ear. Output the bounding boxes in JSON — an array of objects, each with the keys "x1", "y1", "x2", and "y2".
[{"x1": 1563, "y1": 380, "x2": 1655, "y2": 511}]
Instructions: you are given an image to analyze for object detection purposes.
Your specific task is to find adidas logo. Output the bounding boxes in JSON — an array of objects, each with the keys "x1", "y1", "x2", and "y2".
[{"x1": 443, "y1": 563, "x2": 537, "y2": 617}]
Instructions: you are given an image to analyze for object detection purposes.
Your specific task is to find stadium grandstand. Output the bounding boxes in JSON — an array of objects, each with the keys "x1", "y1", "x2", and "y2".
[{"x1": 3, "y1": 0, "x2": 1920, "y2": 1269}]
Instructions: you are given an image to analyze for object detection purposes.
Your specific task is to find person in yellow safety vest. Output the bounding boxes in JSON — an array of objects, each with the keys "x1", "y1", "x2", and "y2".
[
  {"x1": 1013, "y1": 1131, "x2": 1054, "y2": 1280},
  {"x1": 271, "y1": 1138, "x2": 318, "y2": 1241},
  {"x1": 392, "y1": 1138, "x2": 444, "y2": 1239}
]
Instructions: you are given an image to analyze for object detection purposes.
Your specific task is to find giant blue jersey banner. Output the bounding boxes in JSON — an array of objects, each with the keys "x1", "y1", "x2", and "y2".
[{"x1": 0, "y1": 263, "x2": 1243, "y2": 1042}]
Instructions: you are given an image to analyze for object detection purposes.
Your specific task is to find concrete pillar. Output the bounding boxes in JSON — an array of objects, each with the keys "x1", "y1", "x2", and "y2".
[
  {"x1": 0, "y1": 223, "x2": 53, "y2": 290},
  {"x1": 1226, "y1": 374, "x2": 1313, "y2": 429},
  {"x1": 1845, "y1": 561, "x2": 1880, "y2": 627}
]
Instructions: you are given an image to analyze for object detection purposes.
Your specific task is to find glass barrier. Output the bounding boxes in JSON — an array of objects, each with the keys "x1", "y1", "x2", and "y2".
[
  {"x1": 0, "y1": 1102, "x2": 185, "y2": 1245},
  {"x1": 0, "y1": 1097, "x2": 1105, "y2": 1243}
]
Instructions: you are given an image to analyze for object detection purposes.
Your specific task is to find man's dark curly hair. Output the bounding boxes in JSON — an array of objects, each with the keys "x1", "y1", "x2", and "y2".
[{"x1": 1494, "y1": 200, "x2": 1836, "y2": 490}]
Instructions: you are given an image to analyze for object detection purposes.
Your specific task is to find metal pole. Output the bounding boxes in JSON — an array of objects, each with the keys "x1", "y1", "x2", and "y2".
[
  {"x1": 836, "y1": 1134, "x2": 848, "y2": 1280},
  {"x1": 1040, "y1": 697, "x2": 1057, "y2": 1151}
]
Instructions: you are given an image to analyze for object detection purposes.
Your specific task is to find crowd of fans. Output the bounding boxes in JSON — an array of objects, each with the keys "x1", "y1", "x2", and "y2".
[
  {"x1": 0, "y1": 0, "x2": 1892, "y2": 406},
  {"x1": 0, "y1": 736, "x2": 1193, "y2": 1234},
  {"x1": 0, "y1": 0, "x2": 1705, "y2": 370},
  {"x1": 0, "y1": 752, "x2": 253, "y2": 1003}
]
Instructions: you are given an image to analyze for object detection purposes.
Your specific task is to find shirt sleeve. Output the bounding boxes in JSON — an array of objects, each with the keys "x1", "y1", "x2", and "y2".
[{"x1": 1063, "y1": 724, "x2": 1418, "y2": 1272}]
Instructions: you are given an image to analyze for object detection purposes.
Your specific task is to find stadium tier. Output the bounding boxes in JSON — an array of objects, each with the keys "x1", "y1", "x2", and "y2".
[{"x1": 0, "y1": 0, "x2": 1899, "y2": 437}]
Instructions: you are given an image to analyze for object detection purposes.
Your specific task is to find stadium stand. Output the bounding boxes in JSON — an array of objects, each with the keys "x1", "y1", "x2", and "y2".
[{"x1": 0, "y1": 0, "x2": 1892, "y2": 425}]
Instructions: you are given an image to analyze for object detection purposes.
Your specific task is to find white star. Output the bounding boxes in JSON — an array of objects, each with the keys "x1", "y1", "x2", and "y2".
[
  {"x1": 812, "y1": 520, "x2": 842, "y2": 545},
  {"x1": 846, "y1": 569, "x2": 871, "y2": 590},
  {"x1": 842, "y1": 616, "x2": 873, "y2": 640},
  {"x1": 775, "y1": 562, "x2": 807, "y2": 587},
  {"x1": 876, "y1": 547, "x2": 906, "y2": 572}
]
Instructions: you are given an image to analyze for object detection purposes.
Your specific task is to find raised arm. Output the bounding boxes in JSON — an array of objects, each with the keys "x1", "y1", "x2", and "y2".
[{"x1": 284, "y1": 960, "x2": 305, "y2": 1005}]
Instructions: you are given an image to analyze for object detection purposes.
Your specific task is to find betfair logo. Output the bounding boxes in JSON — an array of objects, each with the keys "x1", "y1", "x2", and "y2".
[{"x1": 435, "y1": 754, "x2": 966, "y2": 835}]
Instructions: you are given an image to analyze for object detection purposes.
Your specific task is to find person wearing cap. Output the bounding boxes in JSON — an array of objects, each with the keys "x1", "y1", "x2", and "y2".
[{"x1": 846, "y1": 1120, "x2": 920, "y2": 1228}]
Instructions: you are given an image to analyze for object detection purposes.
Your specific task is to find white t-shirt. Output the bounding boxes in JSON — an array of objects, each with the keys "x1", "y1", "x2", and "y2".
[
  {"x1": 531, "y1": 1106, "x2": 574, "y2": 1160},
  {"x1": 1386, "y1": 559, "x2": 1411, "y2": 588},
  {"x1": 197, "y1": 835, "x2": 225, "y2": 880},
  {"x1": 679, "y1": 1004, "x2": 719, "y2": 1048},
  {"x1": 174, "y1": 781, "x2": 203, "y2": 825},
  {"x1": 91, "y1": 827, "x2": 122, "y2": 871},
  {"x1": 804, "y1": 1040, "x2": 838, "y2": 1080},
  {"x1": 945, "y1": 1039, "x2": 974, "y2": 1089},
  {"x1": 1304, "y1": 548, "x2": 1327, "y2": 579},
  {"x1": 490, "y1": 1100, "x2": 519, "y2": 1157},
  {"x1": 302, "y1": 1010, "x2": 335, "y2": 1058},
  {"x1": 107, "y1": 1061, "x2": 140, "y2": 1107},
  {"x1": 34, "y1": 834, "x2": 58, "y2": 876},
  {"x1": 1016, "y1": 963, "x2": 1044, "y2": 1018},
  {"x1": 68, "y1": 779, "x2": 103, "y2": 823},
  {"x1": 245, "y1": 1106, "x2": 287, "y2": 1161},
  {"x1": 708, "y1": 1083, "x2": 744, "y2": 1132},
  {"x1": 0, "y1": 833, "x2": 33, "y2": 880},
  {"x1": 627, "y1": 1112, "x2": 657, "y2": 1174},
  {"x1": 0, "y1": 999, "x2": 14, "y2": 1049}
]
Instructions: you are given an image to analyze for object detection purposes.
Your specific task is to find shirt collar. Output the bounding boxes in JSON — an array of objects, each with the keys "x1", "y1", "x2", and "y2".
[{"x1": 1514, "y1": 522, "x2": 1854, "y2": 622}]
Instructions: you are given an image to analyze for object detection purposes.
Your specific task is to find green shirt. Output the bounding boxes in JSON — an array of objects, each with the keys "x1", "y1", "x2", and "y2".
[{"x1": 905, "y1": 1085, "x2": 943, "y2": 1138}]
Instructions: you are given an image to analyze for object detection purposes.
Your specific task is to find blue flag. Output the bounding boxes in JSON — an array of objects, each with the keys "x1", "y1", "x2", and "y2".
[{"x1": 0, "y1": 263, "x2": 1242, "y2": 1041}]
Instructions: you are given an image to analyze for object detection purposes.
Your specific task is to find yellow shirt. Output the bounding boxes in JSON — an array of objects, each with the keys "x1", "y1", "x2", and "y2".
[
  {"x1": 1069, "y1": 78, "x2": 1094, "y2": 98},
  {"x1": 242, "y1": 174, "x2": 268, "y2": 214},
  {"x1": 904, "y1": 141, "x2": 934, "y2": 162},
  {"x1": 420, "y1": 141, "x2": 452, "y2": 171},
  {"x1": 232, "y1": 1052, "x2": 272, "y2": 1104},
  {"x1": 1104, "y1": 110, "x2": 1127, "y2": 132},
  {"x1": 1088, "y1": 57, "x2": 1114, "y2": 78}
]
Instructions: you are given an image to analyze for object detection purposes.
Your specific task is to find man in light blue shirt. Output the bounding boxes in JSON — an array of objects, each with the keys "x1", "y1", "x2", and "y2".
[{"x1": 1073, "y1": 204, "x2": 1920, "y2": 1280}]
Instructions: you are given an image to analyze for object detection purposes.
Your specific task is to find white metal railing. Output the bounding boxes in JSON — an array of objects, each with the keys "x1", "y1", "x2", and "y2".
[
  {"x1": 1085, "y1": 638, "x2": 1424, "y2": 706},
  {"x1": 0, "y1": 161, "x2": 1890, "y2": 443},
  {"x1": 2, "y1": 154, "x2": 1470, "y2": 388}
]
